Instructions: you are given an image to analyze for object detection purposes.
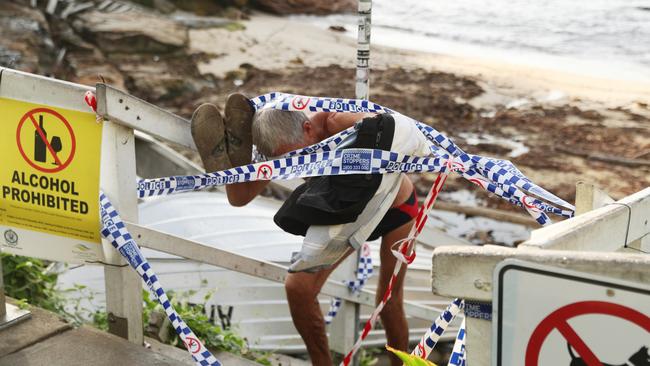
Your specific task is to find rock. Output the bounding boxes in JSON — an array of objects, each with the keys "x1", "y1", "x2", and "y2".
[
  {"x1": 49, "y1": 19, "x2": 126, "y2": 89},
  {"x1": 153, "y1": 0, "x2": 177, "y2": 14},
  {"x1": 253, "y1": 0, "x2": 356, "y2": 15},
  {"x1": 71, "y1": 9, "x2": 188, "y2": 54},
  {"x1": 111, "y1": 53, "x2": 212, "y2": 101},
  {"x1": 171, "y1": 13, "x2": 237, "y2": 29},
  {"x1": 328, "y1": 25, "x2": 347, "y2": 32},
  {"x1": 168, "y1": 0, "x2": 223, "y2": 15},
  {"x1": 0, "y1": 2, "x2": 56, "y2": 74}
]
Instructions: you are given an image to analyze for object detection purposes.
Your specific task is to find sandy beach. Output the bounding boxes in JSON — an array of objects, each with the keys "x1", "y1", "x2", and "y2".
[
  {"x1": 190, "y1": 13, "x2": 650, "y2": 106},
  {"x1": 183, "y1": 13, "x2": 650, "y2": 205},
  {"x1": 6, "y1": 0, "x2": 645, "y2": 210}
]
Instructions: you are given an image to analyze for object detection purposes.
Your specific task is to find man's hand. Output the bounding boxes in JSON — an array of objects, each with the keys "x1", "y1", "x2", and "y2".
[{"x1": 225, "y1": 181, "x2": 270, "y2": 207}]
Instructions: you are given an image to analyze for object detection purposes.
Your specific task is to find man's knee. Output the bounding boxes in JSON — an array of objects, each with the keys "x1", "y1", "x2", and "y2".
[{"x1": 285, "y1": 273, "x2": 320, "y2": 300}]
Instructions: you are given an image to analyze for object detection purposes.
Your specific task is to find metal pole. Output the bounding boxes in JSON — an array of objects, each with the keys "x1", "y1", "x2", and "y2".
[
  {"x1": 355, "y1": 0, "x2": 372, "y2": 100},
  {"x1": 0, "y1": 256, "x2": 6, "y2": 320},
  {"x1": 351, "y1": 2, "x2": 371, "y2": 363},
  {"x1": 0, "y1": 251, "x2": 31, "y2": 331}
]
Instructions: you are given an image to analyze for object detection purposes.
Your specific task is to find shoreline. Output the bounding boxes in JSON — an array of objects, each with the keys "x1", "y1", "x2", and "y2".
[{"x1": 191, "y1": 13, "x2": 650, "y2": 107}]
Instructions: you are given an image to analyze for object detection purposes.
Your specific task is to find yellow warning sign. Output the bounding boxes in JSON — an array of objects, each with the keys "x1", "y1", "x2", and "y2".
[{"x1": 0, "y1": 97, "x2": 102, "y2": 244}]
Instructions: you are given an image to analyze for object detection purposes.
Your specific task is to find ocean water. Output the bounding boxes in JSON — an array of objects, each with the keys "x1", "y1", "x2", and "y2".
[{"x1": 295, "y1": 0, "x2": 650, "y2": 81}]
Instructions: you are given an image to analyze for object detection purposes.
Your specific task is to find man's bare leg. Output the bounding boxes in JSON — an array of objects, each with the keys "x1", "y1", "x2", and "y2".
[
  {"x1": 285, "y1": 248, "x2": 354, "y2": 366},
  {"x1": 377, "y1": 220, "x2": 413, "y2": 366}
]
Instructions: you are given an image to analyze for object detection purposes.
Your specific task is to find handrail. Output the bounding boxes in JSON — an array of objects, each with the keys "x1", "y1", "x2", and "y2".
[
  {"x1": 128, "y1": 222, "x2": 448, "y2": 320},
  {"x1": 96, "y1": 83, "x2": 196, "y2": 150},
  {"x1": 0, "y1": 67, "x2": 446, "y2": 319},
  {"x1": 521, "y1": 187, "x2": 650, "y2": 252}
]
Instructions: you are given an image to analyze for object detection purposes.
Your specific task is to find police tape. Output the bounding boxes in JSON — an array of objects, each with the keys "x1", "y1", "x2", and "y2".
[
  {"x1": 99, "y1": 191, "x2": 222, "y2": 366},
  {"x1": 87, "y1": 91, "x2": 577, "y2": 366},
  {"x1": 248, "y1": 92, "x2": 575, "y2": 221},
  {"x1": 341, "y1": 165, "x2": 452, "y2": 366},
  {"x1": 324, "y1": 243, "x2": 373, "y2": 325},
  {"x1": 447, "y1": 318, "x2": 467, "y2": 366},
  {"x1": 412, "y1": 298, "x2": 465, "y2": 360},
  {"x1": 137, "y1": 148, "x2": 448, "y2": 198}
]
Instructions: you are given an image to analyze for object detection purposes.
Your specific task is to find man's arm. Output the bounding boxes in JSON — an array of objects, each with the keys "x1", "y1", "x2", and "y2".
[
  {"x1": 325, "y1": 112, "x2": 374, "y2": 135},
  {"x1": 225, "y1": 181, "x2": 269, "y2": 207}
]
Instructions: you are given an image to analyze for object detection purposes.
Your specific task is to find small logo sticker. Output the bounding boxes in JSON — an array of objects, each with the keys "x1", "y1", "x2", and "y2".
[
  {"x1": 291, "y1": 96, "x2": 310, "y2": 110},
  {"x1": 185, "y1": 337, "x2": 201, "y2": 354},
  {"x1": 4, "y1": 229, "x2": 18, "y2": 246},
  {"x1": 257, "y1": 164, "x2": 273, "y2": 179},
  {"x1": 174, "y1": 176, "x2": 196, "y2": 191},
  {"x1": 118, "y1": 241, "x2": 143, "y2": 269},
  {"x1": 341, "y1": 150, "x2": 372, "y2": 172}
]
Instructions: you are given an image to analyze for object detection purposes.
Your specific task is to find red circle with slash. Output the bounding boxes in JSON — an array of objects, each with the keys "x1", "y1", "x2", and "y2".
[
  {"x1": 525, "y1": 301, "x2": 650, "y2": 366},
  {"x1": 291, "y1": 96, "x2": 310, "y2": 110},
  {"x1": 16, "y1": 108, "x2": 76, "y2": 173}
]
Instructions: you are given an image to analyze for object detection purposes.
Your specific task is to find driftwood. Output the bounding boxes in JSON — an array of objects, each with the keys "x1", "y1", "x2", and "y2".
[
  {"x1": 556, "y1": 146, "x2": 650, "y2": 167},
  {"x1": 432, "y1": 201, "x2": 540, "y2": 227}
]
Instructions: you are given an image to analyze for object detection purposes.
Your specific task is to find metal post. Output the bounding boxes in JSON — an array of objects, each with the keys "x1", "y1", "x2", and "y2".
[
  {"x1": 329, "y1": 254, "x2": 361, "y2": 365},
  {"x1": 0, "y1": 252, "x2": 31, "y2": 331},
  {"x1": 98, "y1": 113, "x2": 143, "y2": 344},
  {"x1": 355, "y1": 0, "x2": 372, "y2": 100}
]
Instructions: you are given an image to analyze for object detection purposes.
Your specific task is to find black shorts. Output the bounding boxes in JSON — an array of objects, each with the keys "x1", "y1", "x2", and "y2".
[{"x1": 367, "y1": 189, "x2": 418, "y2": 241}]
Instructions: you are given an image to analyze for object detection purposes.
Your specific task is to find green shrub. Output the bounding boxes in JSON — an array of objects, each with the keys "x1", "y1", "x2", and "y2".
[
  {"x1": 143, "y1": 289, "x2": 271, "y2": 365},
  {"x1": 2, "y1": 253, "x2": 269, "y2": 364}
]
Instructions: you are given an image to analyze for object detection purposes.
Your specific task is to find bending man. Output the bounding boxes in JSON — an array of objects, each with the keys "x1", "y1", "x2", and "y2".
[{"x1": 190, "y1": 94, "x2": 431, "y2": 365}]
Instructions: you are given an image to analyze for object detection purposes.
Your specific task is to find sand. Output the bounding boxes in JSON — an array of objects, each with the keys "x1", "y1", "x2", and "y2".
[
  {"x1": 182, "y1": 13, "x2": 650, "y2": 203},
  {"x1": 189, "y1": 13, "x2": 650, "y2": 107}
]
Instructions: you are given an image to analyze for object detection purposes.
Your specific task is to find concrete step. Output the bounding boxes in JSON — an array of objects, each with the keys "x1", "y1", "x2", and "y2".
[
  {"x1": 0, "y1": 299, "x2": 71, "y2": 358},
  {"x1": 0, "y1": 298, "x2": 270, "y2": 366}
]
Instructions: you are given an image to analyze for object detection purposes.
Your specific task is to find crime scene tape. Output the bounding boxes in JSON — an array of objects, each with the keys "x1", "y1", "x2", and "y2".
[
  {"x1": 447, "y1": 318, "x2": 467, "y2": 366},
  {"x1": 99, "y1": 192, "x2": 222, "y2": 366},
  {"x1": 324, "y1": 243, "x2": 373, "y2": 324},
  {"x1": 341, "y1": 160, "x2": 454, "y2": 365},
  {"x1": 412, "y1": 298, "x2": 465, "y2": 360},
  {"x1": 87, "y1": 91, "x2": 576, "y2": 366}
]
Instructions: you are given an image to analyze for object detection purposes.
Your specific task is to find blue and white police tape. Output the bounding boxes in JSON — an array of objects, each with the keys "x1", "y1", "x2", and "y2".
[
  {"x1": 99, "y1": 191, "x2": 222, "y2": 366},
  {"x1": 324, "y1": 243, "x2": 373, "y2": 324},
  {"x1": 248, "y1": 92, "x2": 574, "y2": 221},
  {"x1": 137, "y1": 148, "x2": 449, "y2": 198},
  {"x1": 412, "y1": 298, "x2": 464, "y2": 360},
  {"x1": 250, "y1": 92, "x2": 395, "y2": 115},
  {"x1": 447, "y1": 318, "x2": 466, "y2": 366}
]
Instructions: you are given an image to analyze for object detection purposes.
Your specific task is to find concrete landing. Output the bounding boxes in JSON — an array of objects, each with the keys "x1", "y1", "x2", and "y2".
[{"x1": 0, "y1": 299, "x2": 265, "y2": 366}]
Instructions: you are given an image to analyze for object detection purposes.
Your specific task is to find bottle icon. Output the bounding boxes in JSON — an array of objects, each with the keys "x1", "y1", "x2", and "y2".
[
  {"x1": 34, "y1": 115, "x2": 47, "y2": 163},
  {"x1": 33, "y1": 115, "x2": 63, "y2": 165}
]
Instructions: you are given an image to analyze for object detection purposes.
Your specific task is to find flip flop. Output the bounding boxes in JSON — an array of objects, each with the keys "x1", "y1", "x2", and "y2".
[
  {"x1": 224, "y1": 93, "x2": 255, "y2": 167},
  {"x1": 190, "y1": 103, "x2": 232, "y2": 172}
]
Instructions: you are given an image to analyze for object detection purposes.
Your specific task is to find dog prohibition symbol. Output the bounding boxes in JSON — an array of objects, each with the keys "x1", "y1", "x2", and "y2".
[{"x1": 568, "y1": 344, "x2": 650, "y2": 366}]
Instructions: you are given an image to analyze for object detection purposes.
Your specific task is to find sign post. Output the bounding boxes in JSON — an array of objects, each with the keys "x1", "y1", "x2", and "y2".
[
  {"x1": 493, "y1": 259, "x2": 650, "y2": 366},
  {"x1": 0, "y1": 97, "x2": 103, "y2": 263},
  {"x1": 0, "y1": 256, "x2": 31, "y2": 330}
]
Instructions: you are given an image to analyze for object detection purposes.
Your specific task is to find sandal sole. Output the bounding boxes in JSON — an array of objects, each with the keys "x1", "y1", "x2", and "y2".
[
  {"x1": 190, "y1": 103, "x2": 232, "y2": 172},
  {"x1": 224, "y1": 93, "x2": 255, "y2": 167}
]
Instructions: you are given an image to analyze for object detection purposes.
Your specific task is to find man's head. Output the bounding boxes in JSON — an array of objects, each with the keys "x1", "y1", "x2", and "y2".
[{"x1": 252, "y1": 109, "x2": 328, "y2": 157}]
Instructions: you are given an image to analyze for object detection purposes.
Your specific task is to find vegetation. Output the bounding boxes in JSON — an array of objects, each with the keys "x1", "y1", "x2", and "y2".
[
  {"x1": 143, "y1": 289, "x2": 271, "y2": 365},
  {"x1": 1, "y1": 253, "x2": 269, "y2": 364}
]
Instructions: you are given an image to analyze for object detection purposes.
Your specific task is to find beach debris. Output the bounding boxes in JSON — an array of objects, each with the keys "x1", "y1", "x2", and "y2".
[
  {"x1": 555, "y1": 146, "x2": 650, "y2": 167},
  {"x1": 254, "y1": 0, "x2": 356, "y2": 15},
  {"x1": 329, "y1": 25, "x2": 347, "y2": 32}
]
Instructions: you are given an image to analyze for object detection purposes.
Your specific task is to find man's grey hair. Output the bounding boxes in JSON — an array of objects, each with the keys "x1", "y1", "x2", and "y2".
[{"x1": 252, "y1": 108, "x2": 308, "y2": 157}]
